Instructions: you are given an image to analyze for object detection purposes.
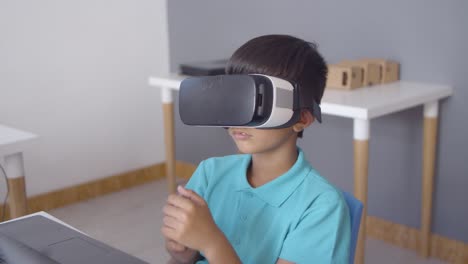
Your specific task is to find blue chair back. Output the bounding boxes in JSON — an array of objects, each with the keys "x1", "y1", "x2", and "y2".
[{"x1": 341, "y1": 191, "x2": 364, "y2": 264}]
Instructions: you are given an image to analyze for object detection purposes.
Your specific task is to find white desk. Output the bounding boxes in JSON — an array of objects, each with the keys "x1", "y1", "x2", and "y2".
[
  {"x1": 0, "y1": 124, "x2": 37, "y2": 219},
  {"x1": 148, "y1": 74, "x2": 453, "y2": 263}
]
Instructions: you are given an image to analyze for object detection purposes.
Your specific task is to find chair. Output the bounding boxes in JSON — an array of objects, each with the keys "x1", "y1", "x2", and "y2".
[{"x1": 341, "y1": 191, "x2": 364, "y2": 264}]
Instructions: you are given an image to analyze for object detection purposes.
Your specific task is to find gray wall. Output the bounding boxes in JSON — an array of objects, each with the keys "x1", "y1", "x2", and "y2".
[
  {"x1": 167, "y1": 0, "x2": 468, "y2": 242},
  {"x1": 0, "y1": 1, "x2": 169, "y2": 196}
]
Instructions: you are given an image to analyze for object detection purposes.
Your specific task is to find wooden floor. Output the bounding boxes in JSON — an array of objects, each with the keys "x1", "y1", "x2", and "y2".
[{"x1": 48, "y1": 179, "x2": 448, "y2": 264}]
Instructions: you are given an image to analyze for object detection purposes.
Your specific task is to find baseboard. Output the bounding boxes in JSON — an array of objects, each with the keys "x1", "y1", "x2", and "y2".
[
  {"x1": 0, "y1": 162, "x2": 166, "y2": 219},
  {"x1": 0, "y1": 161, "x2": 195, "y2": 219},
  {"x1": 175, "y1": 161, "x2": 198, "y2": 179},
  {"x1": 367, "y1": 216, "x2": 468, "y2": 263},
  {"x1": 1, "y1": 161, "x2": 466, "y2": 263}
]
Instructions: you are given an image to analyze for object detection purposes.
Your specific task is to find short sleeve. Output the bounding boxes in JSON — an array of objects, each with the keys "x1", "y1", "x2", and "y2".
[
  {"x1": 279, "y1": 193, "x2": 351, "y2": 264},
  {"x1": 184, "y1": 160, "x2": 208, "y2": 199}
]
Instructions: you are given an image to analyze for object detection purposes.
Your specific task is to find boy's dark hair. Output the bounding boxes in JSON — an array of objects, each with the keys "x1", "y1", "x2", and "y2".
[{"x1": 226, "y1": 34, "x2": 327, "y2": 138}]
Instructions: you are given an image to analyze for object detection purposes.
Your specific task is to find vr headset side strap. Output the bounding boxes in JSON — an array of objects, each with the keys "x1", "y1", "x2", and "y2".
[
  {"x1": 294, "y1": 82, "x2": 322, "y2": 123},
  {"x1": 311, "y1": 100, "x2": 322, "y2": 123}
]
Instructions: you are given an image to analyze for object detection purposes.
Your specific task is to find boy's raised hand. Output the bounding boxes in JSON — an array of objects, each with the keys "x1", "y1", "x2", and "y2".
[{"x1": 162, "y1": 186, "x2": 223, "y2": 254}]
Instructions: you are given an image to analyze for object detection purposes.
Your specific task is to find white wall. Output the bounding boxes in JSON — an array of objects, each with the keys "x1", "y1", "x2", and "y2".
[{"x1": 0, "y1": 0, "x2": 169, "y2": 197}]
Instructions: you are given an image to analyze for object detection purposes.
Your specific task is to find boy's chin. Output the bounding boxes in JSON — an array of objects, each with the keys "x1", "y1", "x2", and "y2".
[
  {"x1": 235, "y1": 144, "x2": 257, "y2": 155},
  {"x1": 235, "y1": 143, "x2": 268, "y2": 155}
]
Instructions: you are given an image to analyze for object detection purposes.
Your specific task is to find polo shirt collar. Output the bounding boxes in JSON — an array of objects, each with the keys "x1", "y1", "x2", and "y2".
[{"x1": 235, "y1": 147, "x2": 312, "y2": 207}]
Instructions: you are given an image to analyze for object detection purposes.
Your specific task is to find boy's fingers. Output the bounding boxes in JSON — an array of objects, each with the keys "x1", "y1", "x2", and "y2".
[
  {"x1": 163, "y1": 204, "x2": 185, "y2": 220},
  {"x1": 177, "y1": 185, "x2": 189, "y2": 196},
  {"x1": 166, "y1": 240, "x2": 186, "y2": 252},
  {"x1": 167, "y1": 193, "x2": 195, "y2": 211},
  {"x1": 177, "y1": 186, "x2": 205, "y2": 206},
  {"x1": 163, "y1": 216, "x2": 182, "y2": 230},
  {"x1": 161, "y1": 226, "x2": 178, "y2": 242}
]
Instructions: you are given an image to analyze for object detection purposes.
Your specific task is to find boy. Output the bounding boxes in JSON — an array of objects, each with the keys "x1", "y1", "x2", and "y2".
[{"x1": 161, "y1": 35, "x2": 351, "y2": 264}]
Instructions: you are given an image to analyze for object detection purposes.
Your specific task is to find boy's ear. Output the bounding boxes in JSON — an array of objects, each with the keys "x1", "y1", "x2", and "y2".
[{"x1": 292, "y1": 110, "x2": 314, "y2": 133}]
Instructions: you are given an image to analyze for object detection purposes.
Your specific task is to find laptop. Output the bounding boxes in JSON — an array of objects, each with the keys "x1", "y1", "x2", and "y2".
[{"x1": 0, "y1": 215, "x2": 148, "y2": 264}]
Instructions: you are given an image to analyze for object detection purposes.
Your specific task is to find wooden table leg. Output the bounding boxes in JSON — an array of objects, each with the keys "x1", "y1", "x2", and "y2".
[
  {"x1": 420, "y1": 101, "x2": 439, "y2": 257},
  {"x1": 4, "y1": 152, "x2": 28, "y2": 219},
  {"x1": 162, "y1": 88, "x2": 176, "y2": 194},
  {"x1": 353, "y1": 119, "x2": 370, "y2": 264}
]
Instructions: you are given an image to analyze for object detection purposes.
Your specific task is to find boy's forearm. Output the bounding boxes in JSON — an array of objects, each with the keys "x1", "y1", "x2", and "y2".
[{"x1": 203, "y1": 232, "x2": 242, "y2": 264}]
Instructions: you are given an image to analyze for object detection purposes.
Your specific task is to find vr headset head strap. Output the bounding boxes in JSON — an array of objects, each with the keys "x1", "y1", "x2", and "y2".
[{"x1": 293, "y1": 82, "x2": 322, "y2": 123}]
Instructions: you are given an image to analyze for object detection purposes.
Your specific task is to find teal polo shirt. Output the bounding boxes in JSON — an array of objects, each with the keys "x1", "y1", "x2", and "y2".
[{"x1": 186, "y1": 148, "x2": 350, "y2": 264}]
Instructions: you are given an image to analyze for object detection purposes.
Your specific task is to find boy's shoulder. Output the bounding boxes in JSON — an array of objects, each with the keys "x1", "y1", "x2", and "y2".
[{"x1": 291, "y1": 167, "x2": 347, "y2": 212}]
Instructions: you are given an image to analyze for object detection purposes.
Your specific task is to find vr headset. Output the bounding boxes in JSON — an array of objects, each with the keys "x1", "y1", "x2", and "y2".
[{"x1": 178, "y1": 74, "x2": 322, "y2": 128}]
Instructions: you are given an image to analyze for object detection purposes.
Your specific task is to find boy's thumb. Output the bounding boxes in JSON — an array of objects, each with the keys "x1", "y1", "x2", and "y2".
[{"x1": 177, "y1": 186, "x2": 204, "y2": 205}]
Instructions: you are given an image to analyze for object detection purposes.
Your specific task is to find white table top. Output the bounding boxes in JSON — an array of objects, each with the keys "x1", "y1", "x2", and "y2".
[
  {"x1": 0, "y1": 124, "x2": 37, "y2": 157},
  {"x1": 149, "y1": 74, "x2": 453, "y2": 120}
]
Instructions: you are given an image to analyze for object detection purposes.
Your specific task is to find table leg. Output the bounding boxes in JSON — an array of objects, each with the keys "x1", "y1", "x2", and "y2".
[
  {"x1": 420, "y1": 101, "x2": 439, "y2": 257},
  {"x1": 162, "y1": 88, "x2": 176, "y2": 194},
  {"x1": 353, "y1": 119, "x2": 370, "y2": 264},
  {"x1": 4, "y1": 152, "x2": 28, "y2": 219}
]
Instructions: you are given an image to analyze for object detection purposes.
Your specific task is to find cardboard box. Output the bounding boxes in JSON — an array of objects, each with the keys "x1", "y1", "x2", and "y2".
[
  {"x1": 362, "y1": 59, "x2": 400, "y2": 83},
  {"x1": 339, "y1": 60, "x2": 381, "y2": 86},
  {"x1": 326, "y1": 64, "x2": 363, "y2": 90}
]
